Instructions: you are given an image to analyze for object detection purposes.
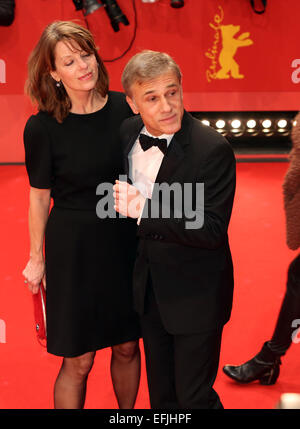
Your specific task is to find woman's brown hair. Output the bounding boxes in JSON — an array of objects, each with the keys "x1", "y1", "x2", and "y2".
[{"x1": 25, "y1": 20, "x2": 109, "y2": 123}]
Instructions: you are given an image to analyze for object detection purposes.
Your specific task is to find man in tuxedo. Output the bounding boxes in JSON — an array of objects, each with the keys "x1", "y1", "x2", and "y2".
[{"x1": 113, "y1": 50, "x2": 236, "y2": 409}]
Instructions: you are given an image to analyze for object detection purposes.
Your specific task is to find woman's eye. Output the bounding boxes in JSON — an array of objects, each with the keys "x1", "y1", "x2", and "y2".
[{"x1": 65, "y1": 61, "x2": 73, "y2": 66}]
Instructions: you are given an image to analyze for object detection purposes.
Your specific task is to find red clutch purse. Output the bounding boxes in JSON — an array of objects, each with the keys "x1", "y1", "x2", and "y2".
[{"x1": 32, "y1": 283, "x2": 47, "y2": 346}]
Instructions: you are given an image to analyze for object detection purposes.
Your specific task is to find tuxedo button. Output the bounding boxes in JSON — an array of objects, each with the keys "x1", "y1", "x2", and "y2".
[
  {"x1": 153, "y1": 234, "x2": 164, "y2": 240},
  {"x1": 145, "y1": 233, "x2": 164, "y2": 240},
  {"x1": 145, "y1": 233, "x2": 155, "y2": 239}
]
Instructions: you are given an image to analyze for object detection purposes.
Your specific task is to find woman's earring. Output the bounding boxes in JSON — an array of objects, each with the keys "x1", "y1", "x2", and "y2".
[{"x1": 56, "y1": 80, "x2": 61, "y2": 87}]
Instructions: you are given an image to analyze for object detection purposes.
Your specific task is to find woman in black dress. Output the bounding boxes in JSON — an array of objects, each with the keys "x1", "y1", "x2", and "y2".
[{"x1": 22, "y1": 21, "x2": 141, "y2": 409}]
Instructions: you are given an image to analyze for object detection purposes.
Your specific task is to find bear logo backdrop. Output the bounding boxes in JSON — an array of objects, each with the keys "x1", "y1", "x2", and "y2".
[{"x1": 205, "y1": 6, "x2": 253, "y2": 82}]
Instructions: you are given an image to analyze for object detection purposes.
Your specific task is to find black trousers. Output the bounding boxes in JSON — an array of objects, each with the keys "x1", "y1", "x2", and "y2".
[
  {"x1": 268, "y1": 253, "x2": 300, "y2": 355},
  {"x1": 140, "y1": 279, "x2": 223, "y2": 409}
]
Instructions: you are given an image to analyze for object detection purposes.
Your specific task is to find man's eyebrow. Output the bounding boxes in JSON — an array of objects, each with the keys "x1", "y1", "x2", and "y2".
[{"x1": 143, "y1": 83, "x2": 178, "y2": 96}]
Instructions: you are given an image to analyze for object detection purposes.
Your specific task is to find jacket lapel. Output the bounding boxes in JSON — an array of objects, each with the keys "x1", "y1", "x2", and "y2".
[
  {"x1": 154, "y1": 136, "x2": 185, "y2": 184},
  {"x1": 122, "y1": 116, "x2": 144, "y2": 180},
  {"x1": 122, "y1": 110, "x2": 193, "y2": 184},
  {"x1": 155, "y1": 110, "x2": 192, "y2": 184}
]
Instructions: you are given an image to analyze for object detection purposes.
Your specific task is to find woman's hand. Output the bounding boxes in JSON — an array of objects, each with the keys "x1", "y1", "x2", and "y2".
[{"x1": 23, "y1": 257, "x2": 46, "y2": 294}]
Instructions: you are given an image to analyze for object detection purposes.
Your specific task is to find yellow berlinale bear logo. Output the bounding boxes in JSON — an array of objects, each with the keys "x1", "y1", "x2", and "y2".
[{"x1": 205, "y1": 6, "x2": 253, "y2": 82}]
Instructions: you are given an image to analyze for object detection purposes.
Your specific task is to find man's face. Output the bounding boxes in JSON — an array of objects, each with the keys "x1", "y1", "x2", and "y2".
[{"x1": 126, "y1": 71, "x2": 184, "y2": 136}]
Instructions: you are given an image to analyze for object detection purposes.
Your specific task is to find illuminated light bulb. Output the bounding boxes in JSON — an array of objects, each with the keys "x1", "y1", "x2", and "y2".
[
  {"x1": 231, "y1": 119, "x2": 241, "y2": 129},
  {"x1": 277, "y1": 119, "x2": 287, "y2": 128},
  {"x1": 247, "y1": 119, "x2": 256, "y2": 128},
  {"x1": 262, "y1": 119, "x2": 272, "y2": 129},
  {"x1": 216, "y1": 120, "x2": 225, "y2": 129}
]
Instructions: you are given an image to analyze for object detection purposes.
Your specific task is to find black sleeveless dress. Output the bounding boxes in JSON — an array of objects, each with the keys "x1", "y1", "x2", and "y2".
[{"x1": 23, "y1": 91, "x2": 141, "y2": 357}]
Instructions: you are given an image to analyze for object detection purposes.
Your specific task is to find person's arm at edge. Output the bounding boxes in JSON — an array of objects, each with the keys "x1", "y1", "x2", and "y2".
[{"x1": 22, "y1": 187, "x2": 51, "y2": 294}]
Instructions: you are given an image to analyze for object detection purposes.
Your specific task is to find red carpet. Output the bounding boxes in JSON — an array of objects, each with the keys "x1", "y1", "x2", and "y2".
[{"x1": 0, "y1": 163, "x2": 299, "y2": 409}]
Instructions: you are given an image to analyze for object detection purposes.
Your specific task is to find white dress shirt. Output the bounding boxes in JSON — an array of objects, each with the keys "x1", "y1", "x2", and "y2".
[{"x1": 128, "y1": 126, "x2": 174, "y2": 223}]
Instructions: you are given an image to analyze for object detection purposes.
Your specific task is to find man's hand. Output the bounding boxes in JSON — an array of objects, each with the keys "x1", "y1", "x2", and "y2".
[{"x1": 113, "y1": 180, "x2": 145, "y2": 219}]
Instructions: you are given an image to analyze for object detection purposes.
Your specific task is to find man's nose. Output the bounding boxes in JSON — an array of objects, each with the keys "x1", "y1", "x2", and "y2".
[{"x1": 160, "y1": 97, "x2": 172, "y2": 112}]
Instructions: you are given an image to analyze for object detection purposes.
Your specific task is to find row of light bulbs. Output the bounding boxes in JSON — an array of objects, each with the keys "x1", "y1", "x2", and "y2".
[{"x1": 200, "y1": 118, "x2": 292, "y2": 136}]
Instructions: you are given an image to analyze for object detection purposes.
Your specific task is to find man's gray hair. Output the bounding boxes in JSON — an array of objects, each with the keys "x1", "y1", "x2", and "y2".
[{"x1": 121, "y1": 50, "x2": 182, "y2": 96}]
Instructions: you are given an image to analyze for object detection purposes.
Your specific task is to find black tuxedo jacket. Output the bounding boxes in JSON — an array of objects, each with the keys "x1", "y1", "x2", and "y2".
[{"x1": 121, "y1": 111, "x2": 236, "y2": 334}]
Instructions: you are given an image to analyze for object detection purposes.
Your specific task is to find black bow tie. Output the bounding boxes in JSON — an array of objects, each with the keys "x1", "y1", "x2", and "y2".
[{"x1": 139, "y1": 133, "x2": 168, "y2": 154}]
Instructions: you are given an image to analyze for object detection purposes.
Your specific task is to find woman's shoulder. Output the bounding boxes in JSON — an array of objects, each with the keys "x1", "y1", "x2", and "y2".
[
  {"x1": 108, "y1": 90, "x2": 126, "y2": 101},
  {"x1": 109, "y1": 90, "x2": 133, "y2": 107},
  {"x1": 24, "y1": 110, "x2": 56, "y2": 142},
  {"x1": 25, "y1": 110, "x2": 54, "y2": 129},
  {"x1": 107, "y1": 90, "x2": 133, "y2": 118}
]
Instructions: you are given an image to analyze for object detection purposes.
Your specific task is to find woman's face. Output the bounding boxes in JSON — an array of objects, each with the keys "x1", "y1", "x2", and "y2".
[{"x1": 50, "y1": 39, "x2": 99, "y2": 96}]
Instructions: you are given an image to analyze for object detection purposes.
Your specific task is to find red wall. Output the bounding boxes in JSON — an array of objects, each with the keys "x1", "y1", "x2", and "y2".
[{"x1": 0, "y1": 0, "x2": 299, "y2": 162}]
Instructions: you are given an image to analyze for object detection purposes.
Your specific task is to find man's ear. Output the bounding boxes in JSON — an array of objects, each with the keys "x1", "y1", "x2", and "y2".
[{"x1": 126, "y1": 96, "x2": 139, "y2": 115}]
